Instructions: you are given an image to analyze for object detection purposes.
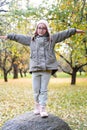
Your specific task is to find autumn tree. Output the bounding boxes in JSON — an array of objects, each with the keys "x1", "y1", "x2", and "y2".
[
  {"x1": 42, "y1": 0, "x2": 87, "y2": 85},
  {"x1": 0, "y1": 0, "x2": 31, "y2": 81},
  {"x1": 0, "y1": 41, "x2": 17, "y2": 81}
]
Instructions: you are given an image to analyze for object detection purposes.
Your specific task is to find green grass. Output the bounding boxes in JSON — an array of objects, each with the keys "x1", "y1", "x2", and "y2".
[
  {"x1": 0, "y1": 71, "x2": 86, "y2": 79},
  {"x1": 0, "y1": 73, "x2": 32, "y2": 79},
  {"x1": 0, "y1": 77, "x2": 87, "y2": 130},
  {"x1": 56, "y1": 72, "x2": 86, "y2": 78}
]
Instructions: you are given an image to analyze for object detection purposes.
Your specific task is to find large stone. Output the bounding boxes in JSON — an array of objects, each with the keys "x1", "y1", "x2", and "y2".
[{"x1": 1, "y1": 111, "x2": 72, "y2": 130}]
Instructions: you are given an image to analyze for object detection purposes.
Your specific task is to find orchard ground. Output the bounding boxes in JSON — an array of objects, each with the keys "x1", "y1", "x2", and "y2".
[{"x1": 0, "y1": 73, "x2": 87, "y2": 130}]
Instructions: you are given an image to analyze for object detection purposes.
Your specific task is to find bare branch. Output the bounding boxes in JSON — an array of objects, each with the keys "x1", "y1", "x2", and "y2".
[
  {"x1": 80, "y1": 0, "x2": 86, "y2": 22},
  {"x1": 0, "y1": 9, "x2": 8, "y2": 12},
  {"x1": 0, "y1": 0, "x2": 9, "y2": 7},
  {"x1": 59, "y1": 54, "x2": 72, "y2": 68},
  {"x1": 58, "y1": 64, "x2": 72, "y2": 75}
]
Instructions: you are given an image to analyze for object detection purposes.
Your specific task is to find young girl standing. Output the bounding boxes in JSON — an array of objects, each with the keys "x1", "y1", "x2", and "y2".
[{"x1": 0, "y1": 20, "x2": 85, "y2": 117}]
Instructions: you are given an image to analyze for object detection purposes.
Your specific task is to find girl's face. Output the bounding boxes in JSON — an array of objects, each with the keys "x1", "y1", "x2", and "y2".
[{"x1": 37, "y1": 23, "x2": 47, "y2": 36}]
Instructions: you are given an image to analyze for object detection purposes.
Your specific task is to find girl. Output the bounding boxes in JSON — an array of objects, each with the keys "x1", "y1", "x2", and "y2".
[{"x1": 0, "y1": 20, "x2": 85, "y2": 117}]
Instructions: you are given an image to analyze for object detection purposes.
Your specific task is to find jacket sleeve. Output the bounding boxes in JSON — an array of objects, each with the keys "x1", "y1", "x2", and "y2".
[
  {"x1": 52, "y1": 28, "x2": 76, "y2": 44},
  {"x1": 7, "y1": 34, "x2": 31, "y2": 46}
]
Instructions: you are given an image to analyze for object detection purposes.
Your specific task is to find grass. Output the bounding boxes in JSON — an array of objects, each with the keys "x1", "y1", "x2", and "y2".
[
  {"x1": 0, "y1": 77, "x2": 87, "y2": 130},
  {"x1": 0, "y1": 71, "x2": 86, "y2": 79}
]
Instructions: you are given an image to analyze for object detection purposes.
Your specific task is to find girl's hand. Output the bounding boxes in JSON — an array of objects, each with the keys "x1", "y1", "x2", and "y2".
[
  {"x1": 76, "y1": 29, "x2": 85, "y2": 34},
  {"x1": 0, "y1": 36, "x2": 7, "y2": 40}
]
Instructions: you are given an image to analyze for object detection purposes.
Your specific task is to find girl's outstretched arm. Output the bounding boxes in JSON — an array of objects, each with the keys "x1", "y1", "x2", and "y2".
[
  {"x1": 52, "y1": 28, "x2": 85, "y2": 44},
  {"x1": 0, "y1": 34, "x2": 31, "y2": 46}
]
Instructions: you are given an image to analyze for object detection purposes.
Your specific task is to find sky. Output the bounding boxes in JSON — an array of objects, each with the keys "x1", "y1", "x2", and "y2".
[
  {"x1": 29, "y1": 0, "x2": 54, "y2": 7},
  {"x1": 30, "y1": 0, "x2": 43, "y2": 6},
  {"x1": 0, "y1": 0, "x2": 55, "y2": 12},
  {"x1": 20, "y1": 0, "x2": 55, "y2": 10}
]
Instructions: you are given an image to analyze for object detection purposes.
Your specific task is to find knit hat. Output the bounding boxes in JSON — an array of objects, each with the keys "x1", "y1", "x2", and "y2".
[{"x1": 36, "y1": 20, "x2": 50, "y2": 33}]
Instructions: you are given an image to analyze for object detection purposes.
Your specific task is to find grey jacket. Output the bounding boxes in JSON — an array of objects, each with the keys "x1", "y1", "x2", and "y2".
[{"x1": 7, "y1": 28, "x2": 76, "y2": 74}]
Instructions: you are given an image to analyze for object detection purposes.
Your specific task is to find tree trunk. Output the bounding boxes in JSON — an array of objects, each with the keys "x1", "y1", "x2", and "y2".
[
  {"x1": 24, "y1": 72, "x2": 26, "y2": 77},
  {"x1": 3, "y1": 70, "x2": 8, "y2": 82},
  {"x1": 71, "y1": 69, "x2": 77, "y2": 85},
  {"x1": 13, "y1": 63, "x2": 18, "y2": 79},
  {"x1": 19, "y1": 69, "x2": 23, "y2": 77}
]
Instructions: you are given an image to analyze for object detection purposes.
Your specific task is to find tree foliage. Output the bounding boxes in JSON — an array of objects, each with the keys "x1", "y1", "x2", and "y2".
[{"x1": 44, "y1": 0, "x2": 87, "y2": 84}]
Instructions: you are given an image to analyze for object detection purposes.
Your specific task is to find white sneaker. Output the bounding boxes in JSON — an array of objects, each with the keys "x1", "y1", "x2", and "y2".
[
  {"x1": 40, "y1": 106, "x2": 48, "y2": 118},
  {"x1": 34, "y1": 103, "x2": 40, "y2": 115}
]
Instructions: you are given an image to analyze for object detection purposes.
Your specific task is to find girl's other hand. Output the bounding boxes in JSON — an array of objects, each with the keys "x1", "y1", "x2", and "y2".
[
  {"x1": 0, "y1": 36, "x2": 7, "y2": 40},
  {"x1": 76, "y1": 29, "x2": 85, "y2": 34}
]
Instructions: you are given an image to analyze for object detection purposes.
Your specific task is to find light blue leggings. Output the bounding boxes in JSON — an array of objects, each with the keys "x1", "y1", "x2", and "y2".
[{"x1": 32, "y1": 71, "x2": 51, "y2": 106}]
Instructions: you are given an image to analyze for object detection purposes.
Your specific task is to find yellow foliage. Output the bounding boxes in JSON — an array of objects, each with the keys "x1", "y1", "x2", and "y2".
[{"x1": 61, "y1": 4, "x2": 66, "y2": 10}]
